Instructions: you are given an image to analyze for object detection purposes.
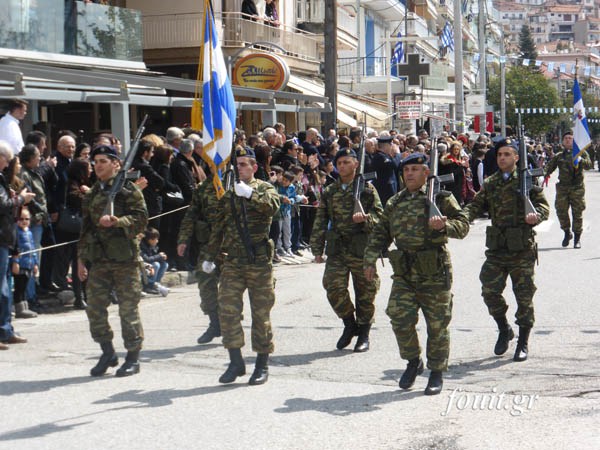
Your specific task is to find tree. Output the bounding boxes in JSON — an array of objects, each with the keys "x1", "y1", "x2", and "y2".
[
  {"x1": 488, "y1": 66, "x2": 562, "y2": 135},
  {"x1": 519, "y1": 25, "x2": 539, "y2": 72}
]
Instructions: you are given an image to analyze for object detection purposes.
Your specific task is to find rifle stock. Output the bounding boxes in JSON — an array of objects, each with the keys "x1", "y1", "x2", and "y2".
[
  {"x1": 426, "y1": 138, "x2": 454, "y2": 218},
  {"x1": 103, "y1": 114, "x2": 148, "y2": 216},
  {"x1": 517, "y1": 114, "x2": 544, "y2": 218}
]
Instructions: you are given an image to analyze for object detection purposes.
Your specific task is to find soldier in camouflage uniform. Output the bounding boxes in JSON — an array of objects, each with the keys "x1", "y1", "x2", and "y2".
[
  {"x1": 543, "y1": 132, "x2": 592, "y2": 248},
  {"x1": 465, "y1": 138, "x2": 549, "y2": 363},
  {"x1": 177, "y1": 180, "x2": 222, "y2": 344},
  {"x1": 204, "y1": 147, "x2": 279, "y2": 385},
  {"x1": 310, "y1": 148, "x2": 383, "y2": 353},
  {"x1": 77, "y1": 145, "x2": 148, "y2": 377},
  {"x1": 364, "y1": 153, "x2": 469, "y2": 395}
]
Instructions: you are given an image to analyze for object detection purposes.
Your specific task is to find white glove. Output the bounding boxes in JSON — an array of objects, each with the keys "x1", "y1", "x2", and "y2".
[
  {"x1": 234, "y1": 181, "x2": 253, "y2": 199},
  {"x1": 201, "y1": 261, "x2": 216, "y2": 274},
  {"x1": 295, "y1": 194, "x2": 307, "y2": 203}
]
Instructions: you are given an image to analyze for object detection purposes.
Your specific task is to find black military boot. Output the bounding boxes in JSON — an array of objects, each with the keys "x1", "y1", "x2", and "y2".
[
  {"x1": 197, "y1": 312, "x2": 221, "y2": 344},
  {"x1": 573, "y1": 233, "x2": 581, "y2": 249},
  {"x1": 399, "y1": 357, "x2": 424, "y2": 390},
  {"x1": 493, "y1": 316, "x2": 515, "y2": 355},
  {"x1": 90, "y1": 342, "x2": 118, "y2": 377},
  {"x1": 336, "y1": 315, "x2": 358, "y2": 350},
  {"x1": 219, "y1": 348, "x2": 246, "y2": 384},
  {"x1": 562, "y1": 230, "x2": 573, "y2": 247},
  {"x1": 424, "y1": 371, "x2": 443, "y2": 396},
  {"x1": 116, "y1": 350, "x2": 140, "y2": 377},
  {"x1": 353, "y1": 324, "x2": 371, "y2": 353},
  {"x1": 248, "y1": 353, "x2": 269, "y2": 385},
  {"x1": 513, "y1": 327, "x2": 531, "y2": 362}
]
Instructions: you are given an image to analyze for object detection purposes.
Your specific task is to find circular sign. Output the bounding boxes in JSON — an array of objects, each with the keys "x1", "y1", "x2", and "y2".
[{"x1": 232, "y1": 53, "x2": 289, "y2": 91}]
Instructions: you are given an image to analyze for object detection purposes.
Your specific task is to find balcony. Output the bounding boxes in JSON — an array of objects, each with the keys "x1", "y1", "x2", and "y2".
[
  {"x1": 338, "y1": 57, "x2": 388, "y2": 78},
  {"x1": 0, "y1": 0, "x2": 142, "y2": 62},
  {"x1": 295, "y1": 1, "x2": 358, "y2": 49},
  {"x1": 142, "y1": 12, "x2": 320, "y2": 62}
]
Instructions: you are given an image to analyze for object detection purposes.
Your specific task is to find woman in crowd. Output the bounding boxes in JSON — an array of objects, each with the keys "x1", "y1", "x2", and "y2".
[{"x1": 439, "y1": 140, "x2": 468, "y2": 206}]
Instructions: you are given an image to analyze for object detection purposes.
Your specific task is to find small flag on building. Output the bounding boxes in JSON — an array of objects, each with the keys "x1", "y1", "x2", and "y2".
[
  {"x1": 440, "y1": 21, "x2": 454, "y2": 52},
  {"x1": 390, "y1": 31, "x2": 404, "y2": 77}
]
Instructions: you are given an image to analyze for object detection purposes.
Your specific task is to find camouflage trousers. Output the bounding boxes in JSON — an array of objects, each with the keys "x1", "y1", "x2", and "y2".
[
  {"x1": 386, "y1": 265, "x2": 453, "y2": 372},
  {"x1": 218, "y1": 259, "x2": 275, "y2": 353},
  {"x1": 480, "y1": 249, "x2": 536, "y2": 328},
  {"x1": 86, "y1": 261, "x2": 144, "y2": 351},
  {"x1": 196, "y1": 265, "x2": 219, "y2": 315},
  {"x1": 323, "y1": 251, "x2": 380, "y2": 324},
  {"x1": 555, "y1": 185, "x2": 586, "y2": 234}
]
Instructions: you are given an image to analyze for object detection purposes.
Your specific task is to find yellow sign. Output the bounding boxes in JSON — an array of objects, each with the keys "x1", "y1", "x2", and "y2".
[{"x1": 232, "y1": 53, "x2": 289, "y2": 91}]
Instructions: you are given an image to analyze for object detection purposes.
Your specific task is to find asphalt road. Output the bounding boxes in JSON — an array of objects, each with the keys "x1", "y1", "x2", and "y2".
[{"x1": 1, "y1": 172, "x2": 599, "y2": 449}]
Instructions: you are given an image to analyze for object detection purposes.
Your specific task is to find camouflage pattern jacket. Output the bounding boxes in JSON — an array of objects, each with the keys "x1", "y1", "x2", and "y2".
[
  {"x1": 78, "y1": 177, "x2": 148, "y2": 264},
  {"x1": 464, "y1": 169, "x2": 550, "y2": 251},
  {"x1": 207, "y1": 178, "x2": 280, "y2": 263},
  {"x1": 544, "y1": 147, "x2": 592, "y2": 188},
  {"x1": 363, "y1": 185, "x2": 469, "y2": 268},
  {"x1": 178, "y1": 181, "x2": 220, "y2": 259},
  {"x1": 310, "y1": 178, "x2": 383, "y2": 258}
]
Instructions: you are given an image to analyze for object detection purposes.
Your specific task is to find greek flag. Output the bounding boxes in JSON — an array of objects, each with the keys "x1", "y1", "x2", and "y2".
[
  {"x1": 390, "y1": 32, "x2": 404, "y2": 77},
  {"x1": 440, "y1": 21, "x2": 454, "y2": 51},
  {"x1": 572, "y1": 78, "x2": 591, "y2": 167},
  {"x1": 462, "y1": 0, "x2": 469, "y2": 14},
  {"x1": 201, "y1": 0, "x2": 236, "y2": 198}
]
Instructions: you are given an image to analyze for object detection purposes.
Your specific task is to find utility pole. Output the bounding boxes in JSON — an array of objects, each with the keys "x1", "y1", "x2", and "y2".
[
  {"x1": 453, "y1": 0, "x2": 464, "y2": 133},
  {"x1": 323, "y1": 0, "x2": 337, "y2": 134},
  {"x1": 500, "y1": 27, "x2": 506, "y2": 136},
  {"x1": 478, "y1": 0, "x2": 487, "y2": 135}
]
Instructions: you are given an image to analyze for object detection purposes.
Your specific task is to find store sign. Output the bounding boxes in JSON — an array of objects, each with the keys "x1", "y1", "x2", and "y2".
[
  {"x1": 465, "y1": 94, "x2": 486, "y2": 115},
  {"x1": 232, "y1": 53, "x2": 289, "y2": 91},
  {"x1": 395, "y1": 100, "x2": 422, "y2": 119}
]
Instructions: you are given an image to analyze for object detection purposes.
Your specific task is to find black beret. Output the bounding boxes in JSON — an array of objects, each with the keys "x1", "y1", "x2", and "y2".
[
  {"x1": 333, "y1": 147, "x2": 358, "y2": 165},
  {"x1": 563, "y1": 131, "x2": 573, "y2": 137},
  {"x1": 377, "y1": 135, "x2": 393, "y2": 143},
  {"x1": 494, "y1": 138, "x2": 518, "y2": 152},
  {"x1": 401, "y1": 152, "x2": 427, "y2": 168},
  {"x1": 236, "y1": 146, "x2": 255, "y2": 158},
  {"x1": 91, "y1": 145, "x2": 119, "y2": 160}
]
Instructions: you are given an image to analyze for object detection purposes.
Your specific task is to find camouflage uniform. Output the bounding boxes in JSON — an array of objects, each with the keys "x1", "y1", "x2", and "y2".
[
  {"x1": 544, "y1": 148, "x2": 592, "y2": 235},
  {"x1": 464, "y1": 169, "x2": 549, "y2": 328},
  {"x1": 78, "y1": 178, "x2": 148, "y2": 351},
  {"x1": 207, "y1": 178, "x2": 279, "y2": 353},
  {"x1": 178, "y1": 181, "x2": 221, "y2": 315},
  {"x1": 310, "y1": 179, "x2": 383, "y2": 325},
  {"x1": 364, "y1": 186, "x2": 469, "y2": 371}
]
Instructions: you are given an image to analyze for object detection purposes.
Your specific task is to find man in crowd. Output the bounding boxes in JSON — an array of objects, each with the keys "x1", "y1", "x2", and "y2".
[{"x1": 0, "y1": 99, "x2": 27, "y2": 155}]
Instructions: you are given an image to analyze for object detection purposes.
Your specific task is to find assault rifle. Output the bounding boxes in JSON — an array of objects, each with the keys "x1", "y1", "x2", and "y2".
[
  {"x1": 426, "y1": 138, "x2": 454, "y2": 219},
  {"x1": 517, "y1": 113, "x2": 544, "y2": 217},
  {"x1": 353, "y1": 114, "x2": 377, "y2": 215},
  {"x1": 229, "y1": 147, "x2": 255, "y2": 263},
  {"x1": 103, "y1": 114, "x2": 148, "y2": 216}
]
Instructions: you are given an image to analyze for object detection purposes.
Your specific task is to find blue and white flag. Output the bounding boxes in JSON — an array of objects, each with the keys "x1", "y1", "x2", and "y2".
[
  {"x1": 201, "y1": 0, "x2": 236, "y2": 198},
  {"x1": 572, "y1": 78, "x2": 591, "y2": 167},
  {"x1": 440, "y1": 21, "x2": 454, "y2": 51},
  {"x1": 390, "y1": 32, "x2": 404, "y2": 77}
]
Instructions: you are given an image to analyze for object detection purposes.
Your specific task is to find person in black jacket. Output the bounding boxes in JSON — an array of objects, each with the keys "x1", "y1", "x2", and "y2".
[
  {"x1": 241, "y1": 0, "x2": 259, "y2": 20},
  {"x1": 132, "y1": 140, "x2": 165, "y2": 230}
]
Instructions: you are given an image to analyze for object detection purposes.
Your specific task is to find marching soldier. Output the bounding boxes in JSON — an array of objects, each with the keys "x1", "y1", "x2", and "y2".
[
  {"x1": 465, "y1": 138, "x2": 549, "y2": 363},
  {"x1": 177, "y1": 180, "x2": 222, "y2": 344},
  {"x1": 310, "y1": 148, "x2": 383, "y2": 353},
  {"x1": 364, "y1": 153, "x2": 469, "y2": 395},
  {"x1": 78, "y1": 145, "x2": 148, "y2": 377},
  {"x1": 543, "y1": 132, "x2": 592, "y2": 248},
  {"x1": 203, "y1": 147, "x2": 280, "y2": 385}
]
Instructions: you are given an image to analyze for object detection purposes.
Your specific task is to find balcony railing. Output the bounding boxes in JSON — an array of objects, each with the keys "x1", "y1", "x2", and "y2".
[
  {"x1": 220, "y1": 13, "x2": 320, "y2": 61},
  {"x1": 338, "y1": 57, "x2": 388, "y2": 78},
  {"x1": 0, "y1": 0, "x2": 142, "y2": 61}
]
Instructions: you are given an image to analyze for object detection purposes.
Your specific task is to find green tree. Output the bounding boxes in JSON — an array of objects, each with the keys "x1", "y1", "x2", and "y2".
[
  {"x1": 518, "y1": 25, "x2": 539, "y2": 72},
  {"x1": 488, "y1": 66, "x2": 562, "y2": 135}
]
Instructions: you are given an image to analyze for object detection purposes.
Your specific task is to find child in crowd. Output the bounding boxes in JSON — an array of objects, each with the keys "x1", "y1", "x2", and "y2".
[
  {"x1": 290, "y1": 165, "x2": 308, "y2": 255},
  {"x1": 11, "y1": 208, "x2": 38, "y2": 319},
  {"x1": 277, "y1": 171, "x2": 296, "y2": 257},
  {"x1": 139, "y1": 228, "x2": 170, "y2": 297}
]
